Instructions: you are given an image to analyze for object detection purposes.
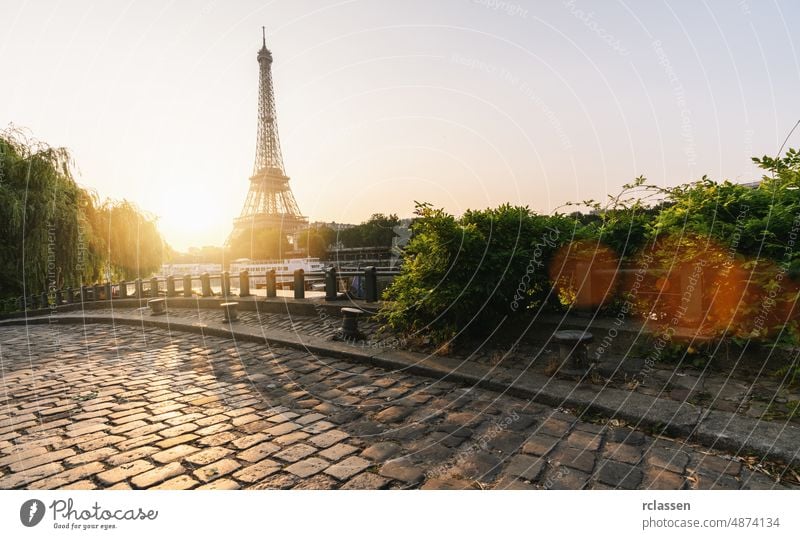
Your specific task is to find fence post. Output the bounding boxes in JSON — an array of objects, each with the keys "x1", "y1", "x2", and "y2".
[
  {"x1": 183, "y1": 274, "x2": 192, "y2": 298},
  {"x1": 201, "y1": 273, "x2": 212, "y2": 297},
  {"x1": 18, "y1": 296, "x2": 25, "y2": 311},
  {"x1": 135, "y1": 278, "x2": 143, "y2": 299},
  {"x1": 239, "y1": 270, "x2": 251, "y2": 297},
  {"x1": 222, "y1": 271, "x2": 231, "y2": 298},
  {"x1": 364, "y1": 266, "x2": 377, "y2": 303},
  {"x1": 94, "y1": 283, "x2": 103, "y2": 302},
  {"x1": 82, "y1": 285, "x2": 91, "y2": 302},
  {"x1": 266, "y1": 269, "x2": 276, "y2": 298},
  {"x1": 105, "y1": 282, "x2": 112, "y2": 301},
  {"x1": 150, "y1": 277, "x2": 159, "y2": 298},
  {"x1": 29, "y1": 294, "x2": 38, "y2": 309},
  {"x1": 325, "y1": 267, "x2": 338, "y2": 301},
  {"x1": 294, "y1": 269, "x2": 305, "y2": 299},
  {"x1": 41, "y1": 291, "x2": 49, "y2": 307},
  {"x1": 55, "y1": 289, "x2": 63, "y2": 305},
  {"x1": 66, "y1": 287, "x2": 74, "y2": 303},
  {"x1": 165, "y1": 275, "x2": 175, "y2": 297},
  {"x1": 119, "y1": 281, "x2": 128, "y2": 299}
]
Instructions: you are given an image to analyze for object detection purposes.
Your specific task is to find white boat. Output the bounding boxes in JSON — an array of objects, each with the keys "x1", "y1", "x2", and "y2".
[{"x1": 230, "y1": 258, "x2": 326, "y2": 287}]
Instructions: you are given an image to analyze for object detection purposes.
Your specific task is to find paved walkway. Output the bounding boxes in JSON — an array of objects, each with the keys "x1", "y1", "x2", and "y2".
[{"x1": 0, "y1": 323, "x2": 792, "y2": 489}]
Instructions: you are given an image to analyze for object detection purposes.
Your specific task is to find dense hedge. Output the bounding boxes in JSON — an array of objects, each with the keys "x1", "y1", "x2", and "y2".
[{"x1": 380, "y1": 150, "x2": 800, "y2": 353}]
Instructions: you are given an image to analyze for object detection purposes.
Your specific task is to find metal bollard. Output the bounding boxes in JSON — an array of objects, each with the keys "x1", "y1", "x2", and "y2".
[
  {"x1": 82, "y1": 285, "x2": 91, "y2": 302},
  {"x1": 340, "y1": 307, "x2": 364, "y2": 340},
  {"x1": 183, "y1": 274, "x2": 192, "y2": 298},
  {"x1": 221, "y1": 301, "x2": 239, "y2": 323},
  {"x1": 325, "y1": 267, "x2": 338, "y2": 301},
  {"x1": 166, "y1": 275, "x2": 176, "y2": 297},
  {"x1": 105, "y1": 282, "x2": 112, "y2": 301},
  {"x1": 135, "y1": 278, "x2": 143, "y2": 299},
  {"x1": 221, "y1": 271, "x2": 231, "y2": 298},
  {"x1": 55, "y1": 289, "x2": 63, "y2": 305},
  {"x1": 294, "y1": 269, "x2": 305, "y2": 299},
  {"x1": 265, "y1": 269, "x2": 276, "y2": 298},
  {"x1": 364, "y1": 266, "x2": 377, "y2": 303},
  {"x1": 239, "y1": 270, "x2": 251, "y2": 297},
  {"x1": 18, "y1": 296, "x2": 25, "y2": 311},
  {"x1": 201, "y1": 273, "x2": 212, "y2": 297},
  {"x1": 94, "y1": 283, "x2": 103, "y2": 301},
  {"x1": 41, "y1": 291, "x2": 49, "y2": 307},
  {"x1": 119, "y1": 281, "x2": 128, "y2": 299},
  {"x1": 29, "y1": 294, "x2": 38, "y2": 309},
  {"x1": 150, "y1": 277, "x2": 159, "y2": 298},
  {"x1": 66, "y1": 287, "x2": 74, "y2": 303}
]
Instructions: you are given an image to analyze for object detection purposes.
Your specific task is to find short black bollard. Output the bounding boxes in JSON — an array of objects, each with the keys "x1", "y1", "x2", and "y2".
[
  {"x1": 201, "y1": 273, "x2": 212, "y2": 297},
  {"x1": 66, "y1": 287, "x2": 74, "y2": 303},
  {"x1": 29, "y1": 294, "x2": 38, "y2": 309},
  {"x1": 55, "y1": 289, "x2": 63, "y2": 305},
  {"x1": 553, "y1": 330, "x2": 594, "y2": 373},
  {"x1": 150, "y1": 277, "x2": 159, "y2": 298},
  {"x1": 221, "y1": 301, "x2": 239, "y2": 323},
  {"x1": 239, "y1": 270, "x2": 251, "y2": 297},
  {"x1": 340, "y1": 307, "x2": 365, "y2": 340},
  {"x1": 82, "y1": 285, "x2": 91, "y2": 302},
  {"x1": 183, "y1": 274, "x2": 192, "y2": 298},
  {"x1": 94, "y1": 283, "x2": 103, "y2": 301},
  {"x1": 41, "y1": 291, "x2": 49, "y2": 307},
  {"x1": 221, "y1": 271, "x2": 231, "y2": 298},
  {"x1": 18, "y1": 296, "x2": 25, "y2": 311},
  {"x1": 135, "y1": 278, "x2": 143, "y2": 299},
  {"x1": 148, "y1": 298, "x2": 166, "y2": 315},
  {"x1": 364, "y1": 266, "x2": 377, "y2": 303},
  {"x1": 166, "y1": 275, "x2": 176, "y2": 297},
  {"x1": 104, "y1": 282, "x2": 112, "y2": 301},
  {"x1": 265, "y1": 269, "x2": 276, "y2": 298},
  {"x1": 119, "y1": 281, "x2": 128, "y2": 299},
  {"x1": 325, "y1": 267, "x2": 338, "y2": 301},
  {"x1": 294, "y1": 269, "x2": 305, "y2": 299}
]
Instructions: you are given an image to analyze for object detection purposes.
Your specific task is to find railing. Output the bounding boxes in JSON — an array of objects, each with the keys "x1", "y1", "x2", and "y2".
[{"x1": 1, "y1": 266, "x2": 400, "y2": 314}]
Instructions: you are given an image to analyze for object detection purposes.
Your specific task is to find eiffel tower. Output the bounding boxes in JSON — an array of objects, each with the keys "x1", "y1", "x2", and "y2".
[{"x1": 228, "y1": 28, "x2": 307, "y2": 248}]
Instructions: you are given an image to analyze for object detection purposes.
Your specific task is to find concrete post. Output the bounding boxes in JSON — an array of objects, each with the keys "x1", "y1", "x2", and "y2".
[
  {"x1": 119, "y1": 281, "x2": 128, "y2": 299},
  {"x1": 183, "y1": 274, "x2": 193, "y2": 298},
  {"x1": 104, "y1": 282, "x2": 112, "y2": 301},
  {"x1": 221, "y1": 271, "x2": 231, "y2": 298},
  {"x1": 201, "y1": 273, "x2": 212, "y2": 297},
  {"x1": 135, "y1": 278, "x2": 143, "y2": 299},
  {"x1": 166, "y1": 275, "x2": 176, "y2": 297},
  {"x1": 239, "y1": 270, "x2": 251, "y2": 297},
  {"x1": 266, "y1": 269, "x2": 276, "y2": 298},
  {"x1": 150, "y1": 277, "x2": 159, "y2": 298},
  {"x1": 66, "y1": 287, "x2": 74, "y2": 303}
]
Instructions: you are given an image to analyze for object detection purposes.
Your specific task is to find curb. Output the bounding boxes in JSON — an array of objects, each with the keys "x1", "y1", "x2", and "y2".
[{"x1": 2, "y1": 312, "x2": 798, "y2": 467}]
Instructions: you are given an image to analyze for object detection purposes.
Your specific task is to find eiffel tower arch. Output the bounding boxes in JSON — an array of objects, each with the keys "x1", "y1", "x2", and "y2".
[{"x1": 228, "y1": 28, "x2": 307, "y2": 251}]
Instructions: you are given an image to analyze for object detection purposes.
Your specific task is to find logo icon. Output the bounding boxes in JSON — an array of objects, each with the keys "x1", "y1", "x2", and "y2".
[{"x1": 20, "y1": 499, "x2": 45, "y2": 527}]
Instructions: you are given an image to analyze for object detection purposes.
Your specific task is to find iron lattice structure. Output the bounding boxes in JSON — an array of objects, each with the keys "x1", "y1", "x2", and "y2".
[{"x1": 229, "y1": 28, "x2": 307, "y2": 244}]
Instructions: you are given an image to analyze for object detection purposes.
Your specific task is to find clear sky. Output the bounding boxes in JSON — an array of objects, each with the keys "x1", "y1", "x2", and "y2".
[{"x1": 1, "y1": 0, "x2": 799, "y2": 251}]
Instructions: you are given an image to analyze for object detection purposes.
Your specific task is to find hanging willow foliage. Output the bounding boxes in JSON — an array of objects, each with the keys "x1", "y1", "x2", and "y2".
[{"x1": 0, "y1": 128, "x2": 167, "y2": 297}]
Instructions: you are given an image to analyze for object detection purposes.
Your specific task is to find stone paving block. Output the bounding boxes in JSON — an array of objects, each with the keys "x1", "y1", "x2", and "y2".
[
  {"x1": 341, "y1": 472, "x2": 391, "y2": 490},
  {"x1": 193, "y1": 458, "x2": 241, "y2": 483},
  {"x1": 324, "y1": 456, "x2": 371, "y2": 481},
  {"x1": 197, "y1": 478, "x2": 241, "y2": 490},
  {"x1": 185, "y1": 447, "x2": 233, "y2": 466},
  {"x1": 566, "y1": 430, "x2": 603, "y2": 451},
  {"x1": 603, "y1": 441, "x2": 642, "y2": 465},
  {"x1": 642, "y1": 466, "x2": 686, "y2": 489},
  {"x1": 521, "y1": 434, "x2": 560, "y2": 457},
  {"x1": 595, "y1": 459, "x2": 643, "y2": 489},
  {"x1": 285, "y1": 457, "x2": 329, "y2": 479},
  {"x1": 28, "y1": 462, "x2": 106, "y2": 489},
  {"x1": 319, "y1": 443, "x2": 359, "y2": 461},
  {"x1": 131, "y1": 462, "x2": 185, "y2": 488},
  {"x1": 550, "y1": 445, "x2": 596, "y2": 474},
  {"x1": 239, "y1": 442, "x2": 281, "y2": 463},
  {"x1": 379, "y1": 458, "x2": 426, "y2": 484},
  {"x1": 8, "y1": 448, "x2": 76, "y2": 473},
  {"x1": 97, "y1": 459, "x2": 154, "y2": 486},
  {"x1": 151, "y1": 475, "x2": 199, "y2": 490},
  {"x1": 308, "y1": 430, "x2": 349, "y2": 448},
  {"x1": 645, "y1": 446, "x2": 690, "y2": 474},
  {"x1": 361, "y1": 441, "x2": 401, "y2": 461},
  {"x1": 65, "y1": 447, "x2": 119, "y2": 466},
  {"x1": 234, "y1": 460, "x2": 281, "y2": 483},
  {"x1": 273, "y1": 444, "x2": 316, "y2": 463},
  {"x1": 502, "y1": 454, "x2": 546, "y2": 482},
  {"x1": 152, "y1": 444, "x2": 201, "y2": 464}
]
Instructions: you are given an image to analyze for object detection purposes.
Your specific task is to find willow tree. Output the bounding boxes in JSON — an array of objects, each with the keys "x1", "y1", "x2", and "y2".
[{"x1": 0, "y1": 128, "x2": 167, "y2": 297}]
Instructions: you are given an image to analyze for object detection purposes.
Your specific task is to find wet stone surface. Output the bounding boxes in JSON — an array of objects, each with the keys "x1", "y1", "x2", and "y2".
[{"x1": 0, "y1": 323, "x2": 794, "y2": 490}]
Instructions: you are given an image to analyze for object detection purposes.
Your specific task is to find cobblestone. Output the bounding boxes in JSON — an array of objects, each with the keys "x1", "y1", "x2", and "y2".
[{"x1": 0, "y1": 323, "x2": 794, "y2": 490}]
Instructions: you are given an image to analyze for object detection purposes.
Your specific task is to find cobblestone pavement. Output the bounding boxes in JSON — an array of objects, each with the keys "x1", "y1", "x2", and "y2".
[
  {"x1": 0, "y1": 324, "x2": 792, "y2": 490},
  {"x1": 67, "y1": 306, "x2": 800, "y2": 424}
]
